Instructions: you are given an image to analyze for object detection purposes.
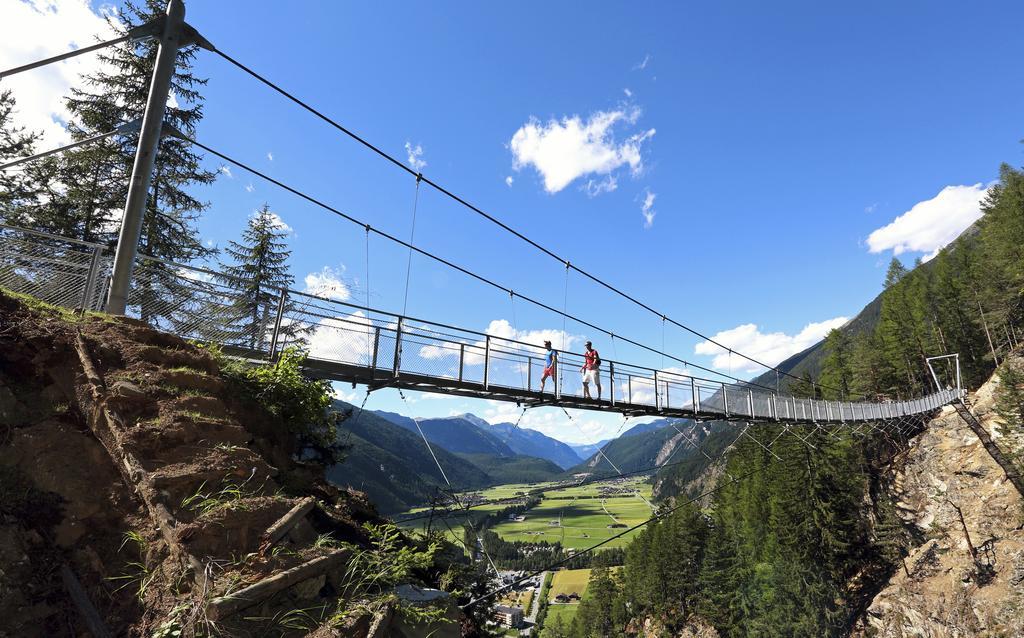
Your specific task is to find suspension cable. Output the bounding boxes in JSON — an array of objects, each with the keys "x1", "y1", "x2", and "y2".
[
  {"x1": 0, "y1": 34, "x2": 132, "y2": 79},
  {"x1": 401, "y1": 175, "x2": 422, "y2": 316},
  {"x1": 0, "y1": 127, "x2": 126, "y2": 171},
  {"x1": 397, "y1": 389, "x2": 501, "y2": 576},
  {"x1": 208, "y1": 46, "x2": 863, "y2": 399},
  {"x1": 179, "y1": 135, "x2": 780, "y2": 391}
]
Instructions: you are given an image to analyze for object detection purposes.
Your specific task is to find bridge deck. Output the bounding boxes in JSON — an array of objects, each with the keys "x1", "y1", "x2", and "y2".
[{"x1": 0, "y1": 223, "x2": 962, "y2": 426}]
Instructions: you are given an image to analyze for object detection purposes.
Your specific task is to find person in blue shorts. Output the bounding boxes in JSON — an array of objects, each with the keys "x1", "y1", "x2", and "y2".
[{"x1": 540, "y1": 340, "x2": 557, "y2": 394}]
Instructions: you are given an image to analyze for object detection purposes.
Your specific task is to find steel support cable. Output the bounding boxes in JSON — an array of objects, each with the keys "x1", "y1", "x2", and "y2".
[
  {"x1": 180, "y1": 137, "x2": 783, "y2": 392},
  {"x1": 0, "y1": 34, "x2": 132, "y2": 79},
  {"x1": 208, "y1": 46, "x2": 863, "y2": 400},
  {"x1": 0, "y1": 128, "x2": 123, "y2": 171},
  {"x1": 559, "y1": 407, "x2": 654, "y2": 509},
  {"x1": 402, "y1": 176, "x2": 422, "y2": 316},
  {"x1": 397, "y1": 389, "x2": 500, "y2": 576},
  {"x1": 461, "y1": 463, "x2": 770, "y2": 610}
]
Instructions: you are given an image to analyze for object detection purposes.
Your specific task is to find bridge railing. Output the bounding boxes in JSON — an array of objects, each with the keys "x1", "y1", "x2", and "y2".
[{"x1": 0, "y1": 223, "x2": 964, "y2": 423}]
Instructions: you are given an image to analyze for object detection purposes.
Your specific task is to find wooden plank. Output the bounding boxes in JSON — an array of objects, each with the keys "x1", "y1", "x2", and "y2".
[
  {"x1": 207, "y1": 548, "x2": 350, "y2": 620},
  {"x1": 60, "y1": 564, "x2": 112, "y2": 638},
  {"x1": 261, "y1": 496, "x2": 316, "y2": 548}
]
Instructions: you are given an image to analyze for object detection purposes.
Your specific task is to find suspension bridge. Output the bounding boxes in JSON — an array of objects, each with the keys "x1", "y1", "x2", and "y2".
[{"x1": 1, "y1": 1, "x2": 995, "y2": 615}]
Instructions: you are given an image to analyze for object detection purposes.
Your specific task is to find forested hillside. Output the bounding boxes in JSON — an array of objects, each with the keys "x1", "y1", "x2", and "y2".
[{"x1": 551, "y1": 162, "x2": 1024, "y2": 638}]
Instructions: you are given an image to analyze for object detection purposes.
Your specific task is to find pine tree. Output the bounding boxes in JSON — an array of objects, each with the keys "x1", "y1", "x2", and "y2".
[
  {"x1": 820, "y1": 329, "x2": 854, "y2": 400},
  {"x1": 0, "y1": 90, "x2": 45, "y2": 226},
  {"x1": 214, "y1": 205, "x2": 295, "y2": 350}
]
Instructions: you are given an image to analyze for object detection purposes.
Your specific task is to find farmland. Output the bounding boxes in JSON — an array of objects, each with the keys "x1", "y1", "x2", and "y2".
[{"x1": 396, "y1": 477, "x2": 654, "y2": 550}]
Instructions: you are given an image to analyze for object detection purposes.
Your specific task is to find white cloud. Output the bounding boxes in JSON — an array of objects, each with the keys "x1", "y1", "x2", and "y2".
[
  {"x1": 866, "y1": 184, "x2": 988, "y2": 261},
  {"x1": 584, "y1": 175, "x2": 617, "y2": 197},
  {"x1": 509, "y1": 108, "x2": 656, "y2": 194},
  {"x1": 480, "y1": 403, "x2": 611, "y2": 444},
  {"x1": 0, "y1": 0, "x2": 117, "y2": 146},
  {"x1": 695, "y1": 317, "x2": 849, "y2": 374},
  {"x1": 864, "y1": 202, "x2": 878, "y2": 214},
  {"x1": 623, "y1": 88, "x2": 633, "y2": 98},
  {"x1": 219, "y1": 165, "x2": 233, "y2": 178},
  {"x1": 641, "y1": 189, "x2": 656, "y2": 229},
  {"x1": 505, "y1": 175, "x2": 514, "y2": 187},
  {"x1": 404, "y1": 141, "x2": 427, "y2": 171},
  {"x1": 267, "y1": 152, "x2": 274, "y2": 161},
  {"x1": 245, "y1": 183, "x2": 254, "y2": 193},
  {"x1": 633, "y1": 54, "x2": 651, "y2": 71},
  {"x1": 254, "y1": 209, "x2": 292, "y2": 234},
  {"x1": 304, "y1": 311, "x2": 374, "y2": 363},
  {"x1": 304, "y1": 266, "x2": 351, "y2": 301}
]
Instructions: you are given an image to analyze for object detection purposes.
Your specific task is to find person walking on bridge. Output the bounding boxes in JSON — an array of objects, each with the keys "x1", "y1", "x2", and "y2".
[
  {"x1": 581, "y1": 341, "x2": 602, "y2": 400},
  {"x1": 540, "y1": 340, "x2": 557, "y2": 394}
]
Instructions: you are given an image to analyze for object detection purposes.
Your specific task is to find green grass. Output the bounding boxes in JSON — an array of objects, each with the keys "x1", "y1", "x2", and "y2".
[
  {"x1": 540, "y1": 604, "x2": 579, "y2": 636},
  {"x1": 396, "y1": 478, "x2": 654, "y2": 552},
  {"x1": 548, "y1": 568, "x2": 590, "y2": 600}
]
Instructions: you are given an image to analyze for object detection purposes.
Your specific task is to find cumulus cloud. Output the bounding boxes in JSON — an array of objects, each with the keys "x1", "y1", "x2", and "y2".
[
  {"x1": 245, "y1": 183, "x2": 255, "y2": 193},
  {"x1": 219, "y1": 165, "x2": 233, "y2": 178},
  {"x1": 0, "y1": 0, "x2": 117, "y2": 146},
  {"x1": 509, "y1": 108, "x2": 655, "y2": 194},
  {"x1": 254, "y1": 209, "x2": 292, "y2": 234},
  {"x1": 267, "y1": 152, "x2": 274, "y2": 161},
  {"x1": 641, "y1": 190, "x2": 656, "y2": 228},
  {"x1": 404, "y1": 141, "x2": 426, "y2": 171},
  {"x1": 623, "y1": 88, "x2": 633, "y2": 98},
  {"x1": 304, "y1": 266, "x2": 351, "y2": 301},
  {"x1": 304, "y1": 311, "x2": 376, "y2": 363},
  {"x1": 695, "y1": 318, "x2": 849, "y2": 374},
  {"x1": 866, "y1": 184, "x2": 989, "y2": 261},
  {"x1": 481, "y1": 403, "x2": 611, "y2": 444},
  {"x1": 505, "y1": 175, "x2": 514, "y2": 187}
]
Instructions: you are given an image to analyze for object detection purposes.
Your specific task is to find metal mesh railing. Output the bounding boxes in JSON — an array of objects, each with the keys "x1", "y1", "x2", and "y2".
[{"x1": 0, "y1": 223, "x2": 965, "y2": 424}]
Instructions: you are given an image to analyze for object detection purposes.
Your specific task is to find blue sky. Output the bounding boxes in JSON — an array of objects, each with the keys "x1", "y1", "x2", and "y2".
[{"x1": 4, "y1": 0, "x2": 1023, "y2": 442}]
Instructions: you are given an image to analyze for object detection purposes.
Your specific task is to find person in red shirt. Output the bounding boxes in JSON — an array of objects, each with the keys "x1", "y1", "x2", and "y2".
[{"x1": 581, "y1": 341, "x2": 602, "y2": 400}]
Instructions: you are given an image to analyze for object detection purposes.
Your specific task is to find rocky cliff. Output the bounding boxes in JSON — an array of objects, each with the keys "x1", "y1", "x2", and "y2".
[{"x1": 853, "y1": 355, "x2": 1024, "y2": 637}]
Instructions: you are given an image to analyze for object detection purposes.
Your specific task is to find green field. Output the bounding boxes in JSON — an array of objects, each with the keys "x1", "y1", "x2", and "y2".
[
  {"x1": 541, "y1": 603, "x2": 580, "y2": 636},
  {"x1": 396, "y1": 478, "x2": 654, "y2": 551},
  {"x1": 548, "y1": 568, "x2": 590, "y2": 599},
  {"x1": 488, "y1": 480, "x2": 653, "y2": 549}
]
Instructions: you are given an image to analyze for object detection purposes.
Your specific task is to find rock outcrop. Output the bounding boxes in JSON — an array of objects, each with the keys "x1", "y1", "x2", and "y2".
[{"x1": 853, "y1": 355, "x2": 1024, "y2": 637}]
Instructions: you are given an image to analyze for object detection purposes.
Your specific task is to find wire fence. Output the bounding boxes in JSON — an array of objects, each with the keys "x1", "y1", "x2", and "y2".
[{"x1": 0, "y1": 223, "x2": 965, "y2": 424}]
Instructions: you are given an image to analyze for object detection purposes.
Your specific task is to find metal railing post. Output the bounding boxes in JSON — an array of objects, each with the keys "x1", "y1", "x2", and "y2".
[
  {"x1": 106, "y1": 0, "x2": 187, "y2": 314},
  {"x1": 654, "y1": 370, "x2": 661, "y2": 410},
  {"x1": 747, "y1": 389, "x2": 754, "y2": 418},
  {"x1": 770, "y1": 394, "x2": 777, "y2": 421},
  {"x1": 691, "y1": 378, "x2": 699, "y2": 414},
  {"x1": 554, "y1": 353, "x2": 561, "y2": 400},
  {"x1": 722, "y1": 384, "x2": 729, "y2": 417},
  {"x1": 392, "y1": 317, "x2": 403, "y2": 377},
  {"x1": 609, "y1": 362, "x2": 615, "y2": 406},
  {"x1": 371, "y1": 326, "x2": 381, "y2": 371},
  {"x1": 826, "y1": 400, "x2": 833, "y2": 422},
  {"x1": 459, "y1": 344, "x2": 465, "y2": 382},
  {"x1": 526, "y1": 355, "x2": 531, "y2": 390},
  {"x1": 81, "y1": 246, "x2": 104, "y2": 311},
  {"x1": 268, "y1": 288, "x2": 287, "y2": 359},
  {"x1": 483, "y1": 336, "x2": 491, "y2": 390}
]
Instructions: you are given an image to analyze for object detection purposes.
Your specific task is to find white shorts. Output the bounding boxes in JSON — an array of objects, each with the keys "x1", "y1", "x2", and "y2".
[{"x1": 582, "y1": 369, "x2": 600, "y2": 385}]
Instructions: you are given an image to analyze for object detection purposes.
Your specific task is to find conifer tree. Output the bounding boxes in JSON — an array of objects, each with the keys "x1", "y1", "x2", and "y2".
[
  {"x1": 215, "y1": 204, "x2": 295, "y2": 351},
  {"x1": 0, "y1": 90, "x2": 46, "y2": 226},
  {"x1": 820, "y1": 328, "x2": 854, "y2": 400}
]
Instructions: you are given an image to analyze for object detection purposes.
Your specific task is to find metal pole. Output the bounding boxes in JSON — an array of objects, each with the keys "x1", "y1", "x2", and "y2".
[
  {"x1": 609, "y1": 362, "x2": 615, "y2": 406},
  {"x1": 459, "y1": 344, "x2": 465, "y2": 382},
  {"x1": 106, "y1": 0, "x2": 186, "y2": 314},
  {"x1": 691, "y1": 378, "x2": 699, "y2": 414},
  {"x1": 80, "y1": 246, "x2": 104, "y2": 311},
  {"x1": 268, "y1": 288, "x2": 287, "y2": 359},
  {"x1": 526, "y1": 355, "x2": 531, "y2": 390},
  {"x1": 654, "y1": 370, "x2": 660, "y2": 410},
  {"x1": 392, "y1": 317, "x2": 403, "y2": 376},
  {"x1": 722, "y1": 384, "x2": 729, "y2": 417},
  {"x1": 483, "y1": 335, "x2": 491, "y2": 390}
]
